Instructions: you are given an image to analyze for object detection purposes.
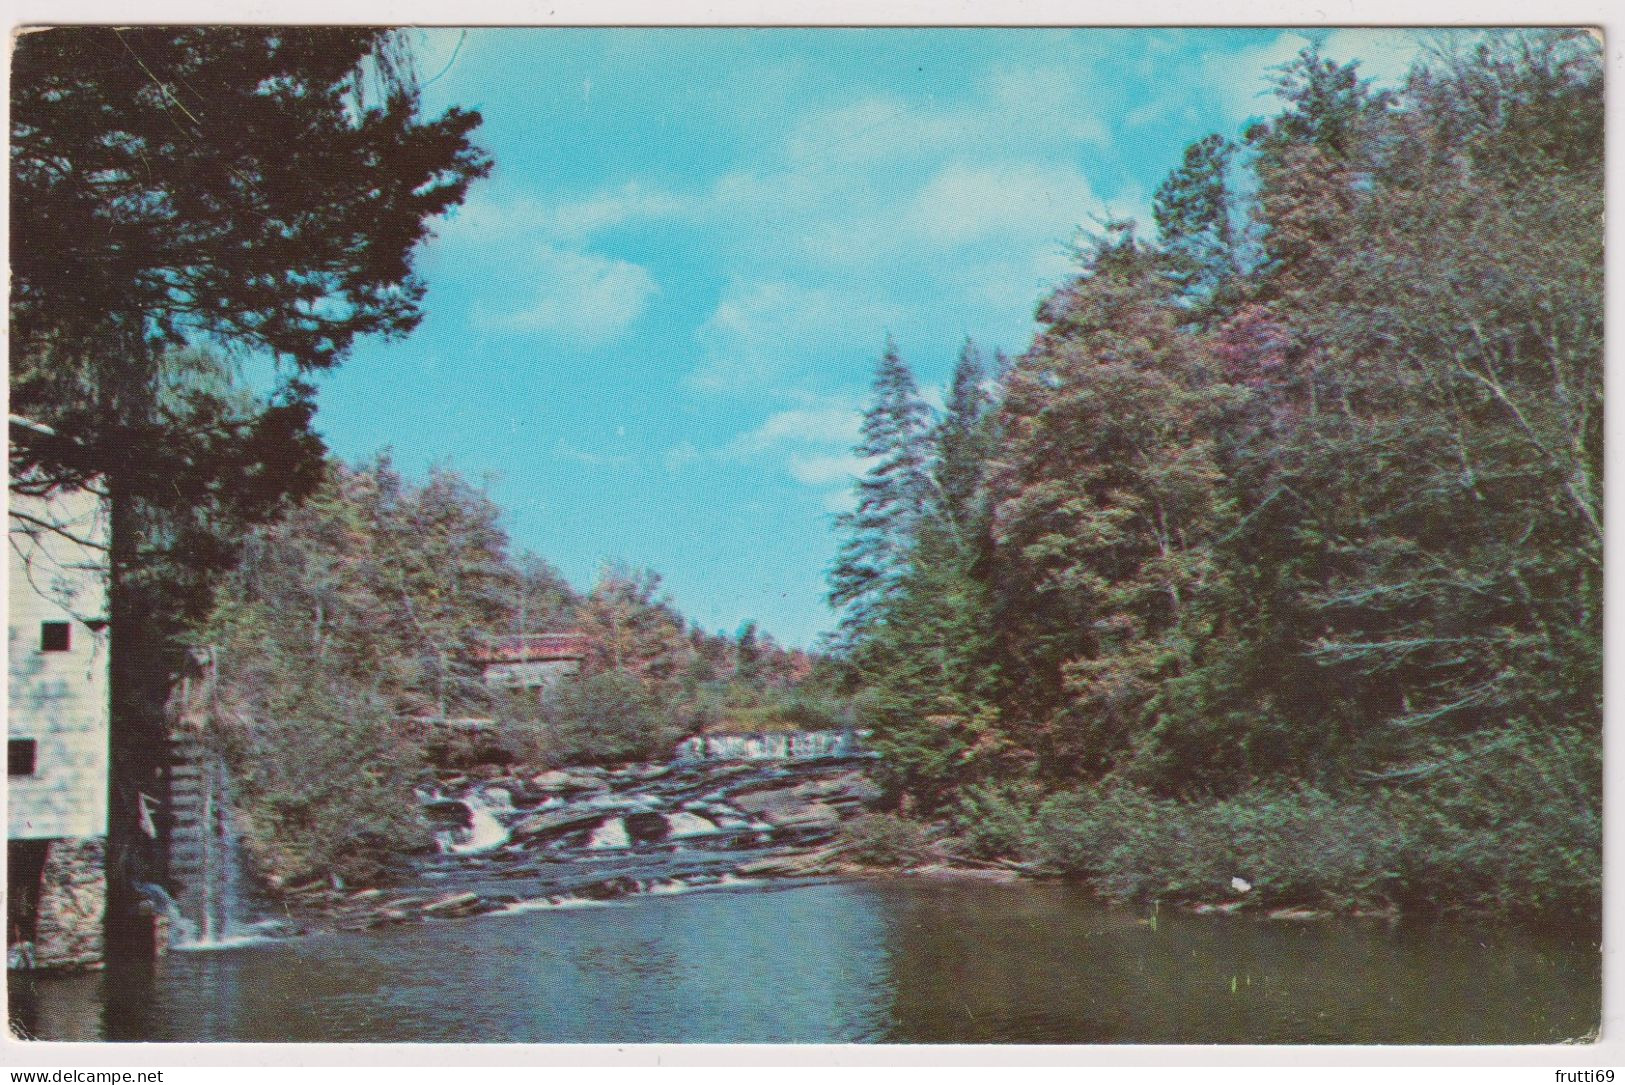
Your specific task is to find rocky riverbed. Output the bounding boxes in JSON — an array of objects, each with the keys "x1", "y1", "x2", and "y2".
[{"x1": 277, "y1": 752, "x2": 899, "y2": 931}]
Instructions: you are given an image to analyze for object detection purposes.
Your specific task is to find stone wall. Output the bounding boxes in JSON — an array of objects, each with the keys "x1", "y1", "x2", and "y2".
[
  {"x1": 32, "y1": 837, "x2": 106, "y2": 969},
  {"x1": 481, "y1": 658, "x2": 579, "y2": 690}
]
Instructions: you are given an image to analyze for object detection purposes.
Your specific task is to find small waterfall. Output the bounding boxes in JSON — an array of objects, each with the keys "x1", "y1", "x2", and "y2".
[
  {"x1": 675, "y1": 729, "x2": 856, "y2": 762},
  {"x1": 135, "y1": 882, "x2": 199, "y2": 946},
  {"x1": 168, "y1": 752, "x2": 262, "y2": 949},
  {"x1": 436, "y1": 793, "x2": 510, "y2": 855},
  {"x1": 587, "y1": 817, "x2": 630, "y2": 850},
  {"x1": 664, "y1": 811, "x2": 717, "y2": 837}
]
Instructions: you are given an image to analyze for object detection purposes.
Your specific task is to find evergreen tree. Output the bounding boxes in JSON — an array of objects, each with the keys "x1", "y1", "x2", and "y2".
[
  {"x1": 828, "y1": 339, "x2": 935, "y2": 637},
  {"x1": 855, "y1": 523, "x2": 1006, "y2": 804},
  {"x1": 1152, "y1": 133, "x2": 1243, "y2": 315},
  {"x1": 931, "y1": 339, "x2": 998, "y2": 548}
]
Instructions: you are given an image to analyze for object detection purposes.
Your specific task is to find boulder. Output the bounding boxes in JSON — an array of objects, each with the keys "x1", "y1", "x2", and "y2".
[
  {"x1": 1191, "y1": 900, "x2": 1246, "y2": 916},
  {"x1": 530, "y1": 769, "x2": 574, "y2": 789},
  {"x1": 624, "y1": 810, "x2": 670, "y2": 844},
  {"x1": 900, "y1": 864, "x2": 1020, "y2": 883},
  {"x1": 422, "y1": 799, "x2": 472, "y2": 828},
  {"x1": 1267, "y1": 907, "x2": 1330, "y2": 921},
  {"x1": 790, "y1": 771, "x2": 883, "y2": 805},
  {"x1": 730, "y1": 787, "x2": 800, "y2": 815},
  {"x1": 531, "y1": 769, "x2": 609, "y2": 794},
  {"x1": 728, "y1": 786, "x2": 845, "y2": 829},
  {"x1": 422, "y1": 892, "x2": 481, "y2": 915},
  {"x1": 577, "y1": 877, "x2": 638, "y2": 900},
  {"x1": 365, "y1": 908, "x2": 418, "y2": 929},
  {"x1": 735, "y1": 854, "x2": 810, "y2": 877},
  {"x1": 510, "y1": 807, "x2": 606, "y2": 841},
  {"x1": 764, "y1": 801, "x2": 842, "y2": 829}
]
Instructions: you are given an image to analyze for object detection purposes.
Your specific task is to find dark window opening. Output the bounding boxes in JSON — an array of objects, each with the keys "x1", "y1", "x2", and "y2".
[
  {"x1": 40, "y1": 622, "x2": 70, "y2": 653},
  {"x1": 8, "y1": 739, "x2": 38, "y2": 776}
]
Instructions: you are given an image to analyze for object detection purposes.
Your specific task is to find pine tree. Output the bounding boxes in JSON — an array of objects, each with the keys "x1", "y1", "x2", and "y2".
[
  {"x1": 931, "y1": 339, "x2": 998, "y2": 548},
  {"x1": 1152, "y1": 133, "x2": 1243, "y2": 316},
  {"x1": 828, "y1": 339, "x2": 935, "y2": 638}
]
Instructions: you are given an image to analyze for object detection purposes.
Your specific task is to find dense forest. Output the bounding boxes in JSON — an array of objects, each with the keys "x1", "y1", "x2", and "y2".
[
  {"x1": 190, "y1": 457, "x2": 844, "y2": 884},
  {"x1": 826, "y1": 33, "x2": 1602, "y2": 922}
]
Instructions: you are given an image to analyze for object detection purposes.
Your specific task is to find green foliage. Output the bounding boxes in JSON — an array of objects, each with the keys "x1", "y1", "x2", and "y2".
[
  {"x1": 829, "y1": 339, "x2": 937, "y2": 638},
  {"x1": 826, "y1": 30, "x2": 1601, "y2": 920},
  {"x1": 213, "y1": 678, "x2": 429, "y2": 887},
  {"x1": 530, "y1": 671, "x2": 687, "y2": 766},
  {"x1": 1022, "y1": 785, "x2": 1403, "y2": 911},
  {"x1": 11, "y1": 28, "x2": 489, "y2": 914},
  {"x1": 196, "y1": 458, "x2": 530, "y2": 883},
  {"x1": 1382, "y1": 725, "x2": 1600, "y2": 922},
  {"x1": 1153, "y1": 133, "x2": 1244, "y2": 314},
  {"x1": 949, "y1": 781, "x2": 1041, "y2": 859},
  {"x1": 839, "y1": 814, "x2": 937, "y2": 866},
  {"x1": 11, "y1": 27, "x2": 489, "y2": 379},
  {"x1": 699, "y1": 683, "x2": 848, "y2": 735},
  {"x1": 195, "y1": 456, "x2": 849, "y2": 884},
  {"x1": 852, "y1": 526, "x2": 1006, "y2": 803}
]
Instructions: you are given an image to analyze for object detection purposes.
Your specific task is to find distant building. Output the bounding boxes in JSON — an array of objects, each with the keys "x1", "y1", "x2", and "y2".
[
  {"x1": 7, "y1": 417, "x2": 111, "y2": 969},
  {"x1": 468, "y1": 633, "x2": 590, "y2": 692}
]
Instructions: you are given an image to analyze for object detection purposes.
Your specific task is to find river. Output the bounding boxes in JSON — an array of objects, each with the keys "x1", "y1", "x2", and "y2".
[{"x1": 8, "y1": 879, "x2": 1599, "y2": 1044}]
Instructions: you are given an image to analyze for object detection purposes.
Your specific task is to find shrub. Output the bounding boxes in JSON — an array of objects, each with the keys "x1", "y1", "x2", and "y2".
[
  {"x1": 536, "y1": 671, "x2": 686, "y2": 766},
  {"x1": 1383, "y1": 725, "x2": 1600, "y2": 923},
  {"x1": 216, "y1": 683, "x2": 429, "y2": 887},
  {"x1": 949, "y1": 780, "x2": 1042, "y2": 859},
  {"x1": 1018, "y1": 783, "x2": 1403, "y2": 909},
  {"x1": 840, "y1": 814, "x2": 937, "y2": 866}
]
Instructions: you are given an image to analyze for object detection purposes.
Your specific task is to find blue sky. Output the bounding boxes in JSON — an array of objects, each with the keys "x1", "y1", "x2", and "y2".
[{"x1": 310, "y1": 27, "x2": 1432, "y2": 647}]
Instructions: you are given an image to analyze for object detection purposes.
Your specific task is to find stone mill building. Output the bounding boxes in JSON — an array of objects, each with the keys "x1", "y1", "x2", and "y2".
[{"x1": 6, "y1": 417, "x2": 112, "y2": 969}]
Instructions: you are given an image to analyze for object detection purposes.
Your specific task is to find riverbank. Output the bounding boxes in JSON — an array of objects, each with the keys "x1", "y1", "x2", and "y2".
[
  {"x1": 223, "y1": 740, "x2": 1597, "y2": 940},
  {"x1": 864, "y1": 766, "x2": 1602, "y2": 929}
]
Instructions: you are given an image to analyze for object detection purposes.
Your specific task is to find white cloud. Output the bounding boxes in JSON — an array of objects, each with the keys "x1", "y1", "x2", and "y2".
[
  {"x1": 689, "y1": 279, "x2": 909, "y2": 394},
  {"x1": 663, "y1": 441, "x2": 702, "y2": 473},
  {"x1": 903, "y1": 163, "x2": 1101, "y2": 248},
  {"x1": 788, "y1": 452, "x2": 870, "y2": 488},
  {"x1": 731, "y1": 404, "x2": 864, "y2": 453},
  {"x1": 473, "y1": 245, "x2": 658, "y2": 345},
  {"x1": 543, "y1": 182, "x2": 686, "y2": 242},
  {"x1": 721, "y1": 395, "x2": 875, "y2": 501},
  {"x1": 436, "y1": 184, "x2": 684, "y2": 248},
  {"x1": 550, "y1": 438, "x2": 632, "y2": 469},
  {"x1": 982, "y1": 64, "x2": 1110, "y2": 149}
]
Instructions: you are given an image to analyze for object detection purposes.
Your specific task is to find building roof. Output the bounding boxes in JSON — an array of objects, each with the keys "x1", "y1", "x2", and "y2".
[{"x1": 467, "y1": 633, "x2": 592, "y2": 665}]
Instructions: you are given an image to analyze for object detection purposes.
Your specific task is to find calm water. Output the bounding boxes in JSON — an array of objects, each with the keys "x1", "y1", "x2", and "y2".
[{"x1": 9, "y1": 880, "x2": 1599, "y2": 1044}]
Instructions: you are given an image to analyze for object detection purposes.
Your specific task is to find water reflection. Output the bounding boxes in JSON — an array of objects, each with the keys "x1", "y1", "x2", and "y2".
[
  {"x1": 8, "y1": 881, "x2": 1598, "y2": 1044},
  {"x1": 878, "y1": 882, "x2": 1598, "y2": 1043}
]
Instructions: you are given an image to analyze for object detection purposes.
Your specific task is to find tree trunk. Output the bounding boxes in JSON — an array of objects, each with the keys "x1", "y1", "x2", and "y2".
[{"x1": 103, "y1": 467, "x2": 159, "y2": 963}]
